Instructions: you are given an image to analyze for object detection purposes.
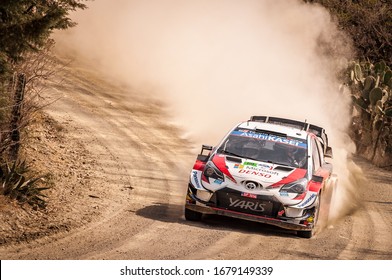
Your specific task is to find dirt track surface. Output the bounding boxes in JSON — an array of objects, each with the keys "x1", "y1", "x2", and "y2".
[{"x1": 0, "y1": 61, "x2": 391, "y2": 260}]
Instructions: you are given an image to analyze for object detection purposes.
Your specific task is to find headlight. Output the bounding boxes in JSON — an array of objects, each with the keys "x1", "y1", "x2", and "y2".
[
  {"x1": 203, "y1": 162, "x2": 224, "y2": 181},
  {"x1": 280, "y1": 178, "x2": 307, "y2": 194}
]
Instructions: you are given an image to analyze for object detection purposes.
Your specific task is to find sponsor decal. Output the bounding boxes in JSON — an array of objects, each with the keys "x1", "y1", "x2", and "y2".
[
  {"x1": 234, "y1": 163, "x2": 278, "y2": 176},
  {"x1": 213, "y1": 179, "x2": 223, "y2": 185},
  {"x1": 235, "y1": 161, "x2": 272, "y2": 170},
  {"x1": 234, "y1": 163, "x2": 243, "y2": 169},
  {"x1": 258, "y1": 163, "x2": 272, "y2": 169},
  {"x1": 259, "y1": 169, "x2": 279, "y2": 176},
  {"x1": 229, "y1": 197, "x2": 266, "y2": 212},
  {"x1": 238, "y1": 169, "x2": 272, "y2": 178},
  {"x1": 244, "y1": 161, "x2": 258, "y2": 167},
  {"x1": 243, "y1": 166, "x2": 279, "y2": 176},
  {"x1": 230, "y1": 130, "x2": 307, "y2": 148},
  {"x1": 280, "y1": 191, "x2": 289, "y2": 197},
  {"x1": 234, "y1": 162, "x2": 259, "y2": 169},
  {"x1": 298, "y1": 193, "x2": 316, "y2": 207},
  {"x1": 192, "y1": 171, "x2": 202, "y2": 189},
  {"x1": 244, "y1": 166, "x2": 259, "y2": 171},
  {"x1": 241, "y1": 192, "x2": 257, "y2": 199}
]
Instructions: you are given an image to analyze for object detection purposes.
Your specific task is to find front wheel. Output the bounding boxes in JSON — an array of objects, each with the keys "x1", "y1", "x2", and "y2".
[
  {"x1": 297, "y1": 230, "x2": 313, "y2": 238},
  {"x1": 185, "y1": 208, "x2": 202, "y2": 221},
  {"x1": 297, "y1": 197, "x2": 320, "y2": 238}
]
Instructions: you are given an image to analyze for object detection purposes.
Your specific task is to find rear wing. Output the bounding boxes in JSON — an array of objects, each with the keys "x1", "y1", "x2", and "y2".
[{"x1": 249, "y1": 116, "x2": 332, "y2": 157}]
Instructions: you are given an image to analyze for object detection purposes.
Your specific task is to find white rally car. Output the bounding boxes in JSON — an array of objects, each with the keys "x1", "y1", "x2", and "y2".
[{"x1": 185, "y1": 116, "x2": 336, "y2": 238}]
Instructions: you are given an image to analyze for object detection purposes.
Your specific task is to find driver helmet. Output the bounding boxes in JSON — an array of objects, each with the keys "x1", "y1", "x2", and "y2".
[
  {"x1": 225, "y1": 137, "x2": 244, "y2": 153},
  {"x1": 242, "y1": 139, "x2": 262, "y2": 158}
]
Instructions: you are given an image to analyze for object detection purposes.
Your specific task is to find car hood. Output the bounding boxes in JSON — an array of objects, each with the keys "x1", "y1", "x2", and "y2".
[{"x1": 209, "y1": 154, "x2": 307, "y2": 189}]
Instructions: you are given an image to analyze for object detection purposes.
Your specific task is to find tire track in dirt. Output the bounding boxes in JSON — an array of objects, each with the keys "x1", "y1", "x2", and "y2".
[
  {"x1": 337, "y1": 159, "x2": 392, "y2": 259},
  {"x1": 42, "y1": 81, "x2": 188, "y2": 259}
]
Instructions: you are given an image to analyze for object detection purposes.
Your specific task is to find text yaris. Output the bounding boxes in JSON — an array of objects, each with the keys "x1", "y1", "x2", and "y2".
[{"x1": 229, "y1": 198, "x2": 266, "y2": 212}]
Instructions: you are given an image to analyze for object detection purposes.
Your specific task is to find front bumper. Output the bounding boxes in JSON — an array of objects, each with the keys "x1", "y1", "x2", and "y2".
[{"x1": 185, "y1": 202, "x2": 313, "y2": 232}]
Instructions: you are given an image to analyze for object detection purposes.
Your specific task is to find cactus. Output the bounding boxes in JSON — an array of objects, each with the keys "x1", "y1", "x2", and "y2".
[
  {"x1": 362, "y1": 87, "x2": 371, "y2": 100},
  {"x1": 353, "y1": 96, "x2": 368, "y2": 110},
  {"x1": 374, "y1": 119, "x2": 383, "y2": 131},
  {"x1": 354, "y1": 63, "x2": 363, "y2": 81},
  {"x1": 381, "y1": 90, "x2": 389, "y2": 103},
  {"x1": 364, "y1": 75, "x2": 376, "y2": 92},
  {"x1": 348, "y1": 61, "x2": 392, "y2": 113},
  {"x1": 385, "y1": 106, "x2": 392, "y2": 117},
  {"x1": 347, "y1": 59, "x2": 392, "y2": 164},
  {"x1": 375, "y1": 100, "x2": 384, "y2": 114},
  {"x1": 374, "y1": 60, "x2": 386, "y2": 74},
  {"x1": 369, "y1": 87, "x2": 383, "y2": 105},
  {"x1": 384, "y1": 70, "x2": 392, "y2": 85}
]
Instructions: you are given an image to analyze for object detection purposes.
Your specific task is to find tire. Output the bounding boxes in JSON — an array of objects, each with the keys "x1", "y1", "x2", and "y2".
[
  {"x1": 297, "y1": 197, "x2": 320, "y2": 238},
  {"x1": 297, "y1": 230, "x2": 313, "y2": 238},
  {"x1": 185, "y1": 208, "x2": 202, "y2": 221}
]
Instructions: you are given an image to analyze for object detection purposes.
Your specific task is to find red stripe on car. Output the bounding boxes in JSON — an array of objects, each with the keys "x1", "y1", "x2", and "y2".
[
  {"x1": 270, "y1": 168, "x2": 307, "y2": 188},
  {"x1": 211, "y1": 154, "x2": 236, "y2": 182},
  {"x1": 193, "y1": 160, "x2": 206, "y2": 171}
]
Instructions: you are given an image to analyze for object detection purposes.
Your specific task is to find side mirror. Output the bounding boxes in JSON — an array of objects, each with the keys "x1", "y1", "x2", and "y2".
[
  {"x1": 197, "y1": 145, "x2": 213, "y2": 162},
  {"x1": 325, "y1": 146, "x2": 333, "y2": 159}
]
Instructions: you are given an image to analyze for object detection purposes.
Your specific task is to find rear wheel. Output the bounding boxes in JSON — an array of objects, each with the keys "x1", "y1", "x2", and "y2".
[{"x1": 185, "y1": 208, "x2": 202, "y2": 221}]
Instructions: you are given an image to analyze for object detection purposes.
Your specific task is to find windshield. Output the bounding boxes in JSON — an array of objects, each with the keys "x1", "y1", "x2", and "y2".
[{"x1": 217, "y1": 128, "x2": 308, "y2": 168}]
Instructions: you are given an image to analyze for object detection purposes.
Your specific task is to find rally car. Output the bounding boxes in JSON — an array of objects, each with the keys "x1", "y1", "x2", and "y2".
[{"x1": 185, "y1": 116, "x2": 336, "y2": 238}]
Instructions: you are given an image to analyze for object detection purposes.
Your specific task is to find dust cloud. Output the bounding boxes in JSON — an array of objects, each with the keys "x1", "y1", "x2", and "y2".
[{"x1": 54, "y1": 0, "x2": 362, "y2": 224}]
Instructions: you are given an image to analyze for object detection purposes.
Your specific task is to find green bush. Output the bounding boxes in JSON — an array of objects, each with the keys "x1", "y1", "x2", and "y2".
[{"x1": 0, "y1": 160, "x2": 49, "y2": 208}]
